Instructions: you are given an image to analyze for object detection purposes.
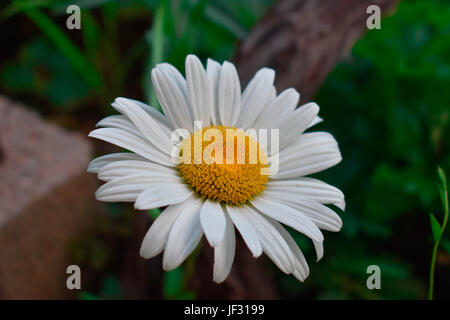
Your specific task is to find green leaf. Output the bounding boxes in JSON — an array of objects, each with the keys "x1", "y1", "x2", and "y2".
[
  {"x1": 204, "y1": 4, "x2": 247, "y2": 39},
  {"x1": 429, "y1": 212, "x2": 442, "y2": 242},
  {"x1": 149, "y1": 208, "x2": 161, "y2": 219},
  {"x1": 23, "y1": 8, "x2": 103, "y2": 89},
  {"x1": 79, "y1": 291, "x2": 101, "y2": 300},
  {"x1": 437, "y1": 167, "x2": 447, "y2": 190},
  {"x1": 163, "y1": 267, "x2": 183, "y2": 299},
  {"x1": 1, "y1": 0, "x2": 59, "y2": 19},
  {"x1": 175, "y1": 290, "x2": 196, "y2": 300},
  {"x1": 81, "y1": 11, "x2": 100, "y2": 64},
  {"x1": 44, "y1": 73, "x2": 90, "y2": 106},
  {"x1": 438, "y1": 185, "x2": 446, "y2": 209},
  {"x1": 144, "y1": 2, "x2": 165, "y2": 110},
  {"x1": 0, "y1": 64, "x2": 34, "y2": 90},
  {"x1": 100, "y1": 275, "x2": 122, "y2": 299},
  {"x1": 437, "y1": 167, "x2": 448, "y2": 209}
]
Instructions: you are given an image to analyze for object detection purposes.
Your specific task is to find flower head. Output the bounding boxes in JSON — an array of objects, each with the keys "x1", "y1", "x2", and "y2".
[{"x1": 88, "y1": 54, "x2": 344, "y2": 283}]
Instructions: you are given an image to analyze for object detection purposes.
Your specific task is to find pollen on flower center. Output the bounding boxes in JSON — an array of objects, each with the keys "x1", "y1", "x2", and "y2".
[{"x1": 177, "y1": 126, "x2": 269, "y2": 206}]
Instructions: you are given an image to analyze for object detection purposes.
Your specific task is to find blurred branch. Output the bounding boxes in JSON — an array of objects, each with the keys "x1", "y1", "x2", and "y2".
[{"x1": 234, "y1": 0, "x2": 400, "y2": 101}]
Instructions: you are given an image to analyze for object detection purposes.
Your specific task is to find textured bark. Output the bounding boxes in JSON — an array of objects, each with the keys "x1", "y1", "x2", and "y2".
[{"x1": 235, "y1": 0, "x2": 400, "y2": 101}]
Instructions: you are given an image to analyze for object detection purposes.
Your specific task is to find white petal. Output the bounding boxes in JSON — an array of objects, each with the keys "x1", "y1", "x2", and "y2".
[
  {"x1": 236, "y1": 68, "x2": 275, "y2": 129},
  {"x1": 114, "y1": 97, "x2": 173, "y2": 133},
  {"x1": 163, "y1": 198, "x2": 204, "y2": 270},
  {"x1": 95, "y1": 174, "x2": 178, "y2": 202},
  {"x1": 151, "y1": 65, "x2": 193, "y2": 131},
  {"x1": 252, "y1": 88, "x2": 299, "y2": 129},
  {"x1": 98, "y1": 160, "x2": 177, "y2": 182},
  {"x1": 112, "y1": 98, "x2": 173, "y2": 156},
  {"x1": 96, "y1": 115, "x2": 144, "y2": 137},
  {"x1": 313, "y1": 239, "x2": 324, "y2": 262},
  {"x1": 265, "y1": 217, "x2": 310, "y2": 281},
  {"x1": 273, "y1": 132, "x2": 342, "y2": 179},
  {"x1": 290, "y1": 200, "x2": 342, "y2": 232},
  {"x1": 157, "y1": 63, "x2": 188, "y2": 96},
  {"x1": 218, "y1": 61, "x2": 241, "y2": 126},
  {"x1": 140, "y1": 197, "x2": 195, "y2": 259},
  {"x1": 266, "y1": 177, "x2": 345, "y2": 211},
  {"x1": 263, "y1": 192, "x2": 342, "y2": 231},
  {"x1": 251, "y1": 197, "x2": 324, "y2": 242},
  {"x1": 134, "y1": 182, "x2": 193, "y2": 210},
  {"x1": 206, "y1": 58, "x2": 221, "y2": 126},
  {"x1": 309, "y1": 116, "x2": 323, "y2": 128},
  {"x1": 200, "y1": 200, "x2": 227, "y2": 247},
  {"x1": 213, "y1": 212, "x2": 235, "y2": 283},
  {"x1": 226, "y1": 205, "x2": 262, "y2": 257},
  {"x1": 278, "y1": 102, "x2": 319, "y2": 149},
  {"x1": 89, "y1": 128, "x2": 174, "y2": 166},
  {"x1": 244, "y1": 207, "x2": 294, "y2": 274},
  {"x1": 87, "y1": 152, "x2": 145, "y2": 174},
  {"x1": 262, "y1": 185, "x2": 343, "y2": 231},
  {"x1": 185, "y1": 54, "x2": 212, "y2": 126}
]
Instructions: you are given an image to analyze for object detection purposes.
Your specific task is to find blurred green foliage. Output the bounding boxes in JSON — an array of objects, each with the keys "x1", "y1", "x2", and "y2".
[
  {"x1": 163, "y1": 267, "x2": 197, "y2": 299},
  {"x1": 79, "y1": 274, "x2": 122, "y2": 300},
  {"x1": 1, "y1": 0, "x2": 449, "y2": 300},
  {"x1": 1, "y1": 37, "x2": 91, "y2": 107},
  {"x1": 277, "y1": 0, "x2": 449, "y2": 299},
  {"x1": 1, "y1": 0, "x2": 273, "y2": 112}
]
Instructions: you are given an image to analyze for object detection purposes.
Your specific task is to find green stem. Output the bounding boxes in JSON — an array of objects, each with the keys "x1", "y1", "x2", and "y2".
[
  {"x1": 428, "y1": 168, "x2": 448, "y2": 300},
  {"x1": 428, "y1": 242, "x2": 439, "y2": 300}
]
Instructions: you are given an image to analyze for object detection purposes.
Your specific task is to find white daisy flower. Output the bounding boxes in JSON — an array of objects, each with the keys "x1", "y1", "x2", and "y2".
[{"x1": 88, "y1": 54, "x2": 345, "y2": 284}]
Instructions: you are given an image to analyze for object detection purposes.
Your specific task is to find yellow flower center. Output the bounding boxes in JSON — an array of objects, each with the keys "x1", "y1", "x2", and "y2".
[{"x1": 178, "y1": 126, "x2": 269, "y2": 206}]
